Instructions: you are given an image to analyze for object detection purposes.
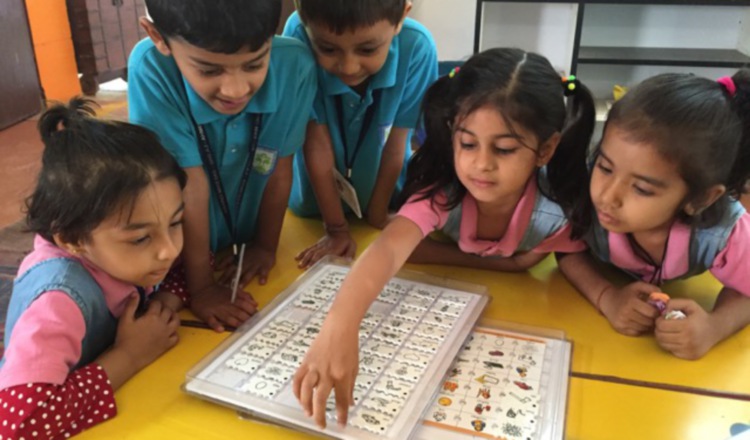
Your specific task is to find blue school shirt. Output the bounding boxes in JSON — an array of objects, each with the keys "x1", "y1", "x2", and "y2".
[
  {"x1": 283, "y1": 12, "x2": 439, "y2": 217},
  {"x1": 128, "y1": 37, "x2": 316, "y2": 252}
]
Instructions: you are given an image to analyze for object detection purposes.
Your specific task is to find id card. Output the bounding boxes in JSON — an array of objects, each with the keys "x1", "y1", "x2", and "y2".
[{"x1": 332, "y1": 168, "x2": 363, "y2": 218}]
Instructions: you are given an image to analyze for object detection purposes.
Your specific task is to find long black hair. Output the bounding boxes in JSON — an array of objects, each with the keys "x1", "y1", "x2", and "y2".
[
  {"x1": 596, "y1": 71, "x2": 750, "y2": 228},
  {"x1": 400, "y1": 48, "x2": 596, "y2": 238},
  {"x1": 26, "y1": 98, "x2": 187, "y2": 245}
]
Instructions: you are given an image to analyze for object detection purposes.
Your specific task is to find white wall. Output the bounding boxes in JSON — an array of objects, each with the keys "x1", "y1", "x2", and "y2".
[
  {"x1": 409, "y1": 1, "x2": 578, "y2": 73},
  {"x1": 582, "y1": 5, "x2": 745, "y2": 49},
  {"x1": 409, "y1": 0, "x2": 476, "y2": 61},
  {"x1": 410, "y1": 2, "x2": 750, "y2": 64},
  {"x1": 481, "y1": 2, "x2": 578, "y2": 75}
]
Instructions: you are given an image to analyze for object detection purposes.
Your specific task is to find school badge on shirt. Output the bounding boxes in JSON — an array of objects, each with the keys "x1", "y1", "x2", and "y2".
[{"x1": 253, "y1": 147, "x2": 278, "y2": 175}]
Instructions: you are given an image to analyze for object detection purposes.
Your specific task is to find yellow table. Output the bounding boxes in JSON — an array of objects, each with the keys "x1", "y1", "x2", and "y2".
[
  {"x1": 76, "y1": 212, "x2": 750, "y2": 439},
  {"x1": 75, "y1": 328, "x2": 747, "y2": 440},
  {"x1": 447, "y1": 260, "x2": 750, "y2": 396}
]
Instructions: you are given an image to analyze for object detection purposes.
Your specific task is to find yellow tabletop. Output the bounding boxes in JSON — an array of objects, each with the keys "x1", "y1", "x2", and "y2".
[
  {"x1": 75, "y1": 212, "x2": 750, "y2": 439},
  {"x1": 264, "y1": 213, "x2": 750, "y2": 396},
  {"x1": 441, "y1": 260, "x2": 750, "y2": 396},
  {"x1": 75, "y1": 327, "x2": 747, "y2": 440},
  {"x1": 566, "y1": 377, "x2": 746, "y2": 440}
]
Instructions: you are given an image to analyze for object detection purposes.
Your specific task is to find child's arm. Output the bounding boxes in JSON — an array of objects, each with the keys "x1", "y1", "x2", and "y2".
[
  {"x1": 0, "y1": 365, "x2": 117, "y2": 439},
  {"x1": 182, "y1": 166, "x2": 258, "y2": 332},
  {"x1": 365, "y1": 127, "x2": 411, "y2": 229},
  {"x1": 296, "y1": 122, "x2": 357, "y2": 269},
  {"x1": 408, "y1": 237, "x2": 548, "y2": 271},
  {"x1": 97, "y1": 294, "x2": 179, "y2": 389},
  {"x1": 293, "y1": 216, "x2": 424, "y2": 429},
  {"x1": 218, "y1": 155, "x2": 293, "y2": 287},
  {"x1": 0, "y1": 294, "x2": 178, "y2": 439},
  {"x1": 0, "y1": 295, "x2": 117, "y2": 439},
  {"x1": 655, "y1": 288, "x2": 750, "y2": 359},
  {"x1": 368, "y1": 31, "x2": 437, "y2": 228},
  {"x1": 556, "y1": 252, "x2": 660, "y2": 335},
  {"x1": 656, "y1": 216, "x2": 750, "y2": 358}
]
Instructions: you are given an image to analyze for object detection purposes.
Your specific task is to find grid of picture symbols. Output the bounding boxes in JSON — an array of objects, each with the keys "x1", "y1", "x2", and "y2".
[
  {"x1": 422, "y1": 328, "x2": 549, "y2": 439},
  {"x1": 193, "y1": 264, "x2": 483, "y2": 438}
]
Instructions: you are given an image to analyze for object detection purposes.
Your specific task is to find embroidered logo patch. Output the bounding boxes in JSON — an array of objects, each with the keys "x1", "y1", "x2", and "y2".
[{"x1": 253, "y1": 147, "x2": 278, "y2": 175}]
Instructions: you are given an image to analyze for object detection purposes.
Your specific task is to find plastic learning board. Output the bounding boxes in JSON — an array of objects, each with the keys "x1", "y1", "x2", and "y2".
[
  {"x1": 184, "y1": 257, "x2": 490, "y2": 440},
  {"x1": 417, "y1": 322, "x2": 572, "y2": 440}
]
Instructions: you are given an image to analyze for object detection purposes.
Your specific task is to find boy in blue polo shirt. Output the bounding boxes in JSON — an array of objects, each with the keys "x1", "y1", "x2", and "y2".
[
  {"x1": 128, "y1": 0, "x2": 316, "y2": 331},
  {"x1": 284, "y1": 0, "x2": 438, "y2": 268}
]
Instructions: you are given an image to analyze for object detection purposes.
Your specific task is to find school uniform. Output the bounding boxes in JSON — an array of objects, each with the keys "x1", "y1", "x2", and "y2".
[
  {"x1": 0, "y1": 236, "x2": 149, "y2": 385},
  {"x1": 587, "y1": 199, "x2": 750, "y2": 295},
  {"x1": 283, "y1": 12, "x2": 439, "y2": 217},
  {"x1": 128, "y1": 36, "x2": 317, "y2": 252},
  {"x1": 397, "y1": 174, "x2": 586, "y2": 257},
  {"x1": 0, "y1": 236, "x2": 147, "y2": 437}
]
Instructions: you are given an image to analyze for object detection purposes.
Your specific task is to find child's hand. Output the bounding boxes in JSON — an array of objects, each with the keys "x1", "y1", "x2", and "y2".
[
  {"x1": 190, "y1": 283, "x2": 258, "y2": 332},
  {"x1": 149, "y1": 290, "x2": 184, "y2": 313},
  {"x1": 655, "y1": 299, "x2": 717, "y2": 360},
  {"x1": 114, "y1": 294, "x2": 180, "y2": 370},
  {"x1": 293, "y1": 317, "x2": 359, "y2": 429},
  {"x1": 295, "y1": 231, "x2": 356, "y2": 269},
  {"x1": 217, "y1": 245, "x2": 277, "y2": 286},
  {"x1": 600, "y1": 281, "x2": 660, "y2": 336}
]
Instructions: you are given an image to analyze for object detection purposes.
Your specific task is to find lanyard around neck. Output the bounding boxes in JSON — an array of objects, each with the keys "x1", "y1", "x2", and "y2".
[
  {"x1": 334, "y1": 89, "x2": 381, "y2": 180},
  {"x1": 626, "y1": 232, "x2": 670, "y2": 285},
  {"x1": 190, "y1": 114, "x2": 263, "y2": 253}
]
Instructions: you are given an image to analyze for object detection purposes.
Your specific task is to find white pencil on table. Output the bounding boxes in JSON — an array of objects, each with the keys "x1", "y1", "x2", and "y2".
[{"x1": 230, "y1": 243, "x2": 246, "y2": 304}]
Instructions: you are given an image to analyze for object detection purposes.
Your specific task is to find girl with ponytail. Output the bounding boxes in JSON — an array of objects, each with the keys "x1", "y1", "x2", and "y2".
[
  {"x1": 558, "y1": 71, "x2": 750, "y2": 360},
  {"x1": 291, "y1": 48, "x2": 597, "y2": 429},
  {"x1": 0, "y1": 99, "x2": 186, "y2": 439}
]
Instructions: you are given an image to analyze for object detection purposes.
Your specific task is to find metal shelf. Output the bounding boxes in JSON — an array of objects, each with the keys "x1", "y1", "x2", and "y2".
[{"x1": 577, "y1": 46, "x2": 750, "y2": 68}]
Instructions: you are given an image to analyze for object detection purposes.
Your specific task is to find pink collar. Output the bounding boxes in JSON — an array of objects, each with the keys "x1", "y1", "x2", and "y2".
[
  {"x1": 608, "y1": 222, "x2": 691, "y2": 282},
  {"x1": 457, "y1": 177, "x2": 538, "y2": 257}
]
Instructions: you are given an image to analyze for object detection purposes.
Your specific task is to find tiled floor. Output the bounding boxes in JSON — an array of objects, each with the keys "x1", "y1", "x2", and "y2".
[{"x1": 0, "y1": 91, "x2": 128, "y2": 230}]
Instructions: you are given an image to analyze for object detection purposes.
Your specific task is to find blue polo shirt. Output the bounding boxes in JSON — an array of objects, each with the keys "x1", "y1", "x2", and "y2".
[
  {"x1": 128, "y1": 36, "x2": 316, "y2": 252},
  {"x1": 283, "y1": 12, "x2": 438, "y2": 217}
]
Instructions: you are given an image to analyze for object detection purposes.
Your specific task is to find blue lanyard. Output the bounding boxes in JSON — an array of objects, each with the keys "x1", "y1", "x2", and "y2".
[
  {"x1": 190, "y1": 114, "x2": 263, "y2": 257},
  {"x1": 334, "y1": 89, "x2": 381, "y2": 180}
]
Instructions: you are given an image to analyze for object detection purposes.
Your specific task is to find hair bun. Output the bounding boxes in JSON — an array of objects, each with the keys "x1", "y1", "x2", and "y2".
[{"x1": 37, "y1": 97, "x2": 99, "y2": 142}]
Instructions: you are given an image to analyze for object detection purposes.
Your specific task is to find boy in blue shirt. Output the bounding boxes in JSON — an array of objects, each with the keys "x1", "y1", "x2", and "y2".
[
  {"x1": 283, "y1": 0, "x2": 438, "y2": 268},
  {"x1": 128, "y1": 0, "x2": 316, "y2": 332}
]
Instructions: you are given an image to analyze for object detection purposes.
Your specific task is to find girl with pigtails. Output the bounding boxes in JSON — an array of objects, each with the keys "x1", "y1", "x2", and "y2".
[
  {"x1": 290, "y1": 48, "x2": 597, "y2": 429},
  {"x1": 558, "y1": 71, "x2": 750, "y2": 360}
]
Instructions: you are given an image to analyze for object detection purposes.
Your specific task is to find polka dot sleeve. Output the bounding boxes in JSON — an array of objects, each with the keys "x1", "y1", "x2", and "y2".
[{"x1": 0, "y1": 363, "x2": 117, "y2": 440}]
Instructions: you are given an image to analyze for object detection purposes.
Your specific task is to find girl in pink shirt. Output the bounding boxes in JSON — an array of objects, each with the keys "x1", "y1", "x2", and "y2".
[
  {"x1": 292, "y1": 48, "x2": 597, "y2": 429},
  {"x1": 558, "y1": 72, "x2": 750, "y2": 360},
  {"x1": 0, "y1": 99, "x2": 186, "y2": 439}
]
